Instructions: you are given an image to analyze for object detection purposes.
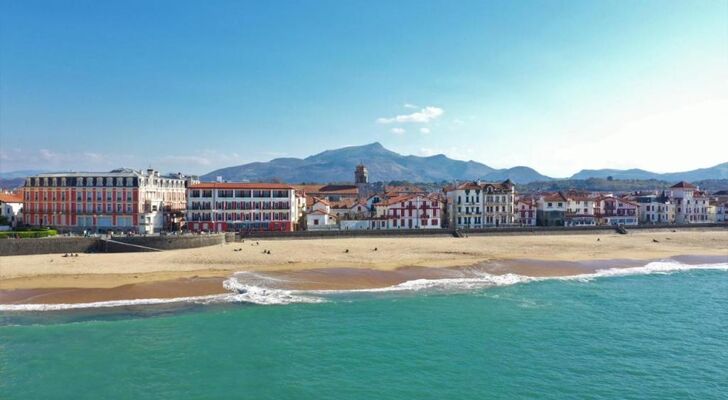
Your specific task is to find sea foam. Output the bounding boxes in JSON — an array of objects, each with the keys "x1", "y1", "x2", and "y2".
[
  {"x1": 1, "y1": 259, "x2": 726, "y2": 311},
  {"x1": 0, "y1": 281, "x2": 322, "y2": 312},
  {"x1": 310, "y1": 259, "x2": 728, "y2": 294}
]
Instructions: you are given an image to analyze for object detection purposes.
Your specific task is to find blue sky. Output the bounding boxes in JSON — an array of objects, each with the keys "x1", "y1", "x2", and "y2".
[{"x1": 1, "y1": 0, "x2": 726, "y2": 177}]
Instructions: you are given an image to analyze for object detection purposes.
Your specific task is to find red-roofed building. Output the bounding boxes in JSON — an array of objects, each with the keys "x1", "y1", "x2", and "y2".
[
  {"x1": 186, "y1": 182, "x2": 303, "y2": 232},
  {"x1": 595, "y1": 196, "x2": 639, "y2": 226},
  {"x1": 0, "y1": 191, "x2": 24, "y2": 228},
  {"x1": 516, "y1": 197, "x2": 537, "y2": 226}
]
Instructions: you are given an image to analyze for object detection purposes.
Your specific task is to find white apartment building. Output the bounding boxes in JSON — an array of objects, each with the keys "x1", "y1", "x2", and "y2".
[
  {"x1": 564, "y1": 193, "x2": 598, "y2": 226},
  {"x1": 635, "y1": 193, "x2": 675, "y2": 224},
  {"x1": 670, "y1": 182, "x2": 710, "y2": 223},
  {"x1": 447, "y1": 180, "x2": 516, "y2": 229}
]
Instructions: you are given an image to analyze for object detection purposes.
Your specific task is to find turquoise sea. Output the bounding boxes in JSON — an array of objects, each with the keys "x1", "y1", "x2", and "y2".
[{"x1": 1, "y1": 262, "x2": 727, "y2": 399}]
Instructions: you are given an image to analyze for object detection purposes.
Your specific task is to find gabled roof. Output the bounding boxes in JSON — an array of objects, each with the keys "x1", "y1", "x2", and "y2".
[
  {"x1": 385, "y1": 184, "x2": 425, "y2": 194},
  {"x1": 308, "y1": 209, "x2": 336, "y2": 217},
  {"x1": 310, "y1": 196, "x2": 330, "y2": 206},
  {"x1": 293, "y1": 184, "x2": 359, "y2": 195},
  {"x1": 517, "y1": 198, "x2": 536, "y2": 206},
  {"x1": 0, "y1": 192, "x2": 23, "y2": 203},
  {"x1": 541, "y1": 192, "x2": 568, "y2": 202},
  {"x1": 350, "y1": 200, "x2": 369, "y2": 209},
  {"x1": 671, "y1": 181, "x2": 697, "y2": 189},
  {"x1": 330, "y1": 198, "x2": 356, "y2": 209},
  {"x1": 380, "y1": 194, "x2": 414, "y2": 206}
]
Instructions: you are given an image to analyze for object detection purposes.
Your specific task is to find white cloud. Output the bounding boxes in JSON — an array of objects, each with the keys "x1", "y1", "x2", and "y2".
[
  {"x1": 453, "y1": 118, "x2": 465, "y2": 125},
  {"x1": 403, "y1": 103, "x2": 418, "y2": 109},
  {"x1": 419, "y1": 127, "x2": 431, "y2": 134},
  {"x1": 377, "y1": 106, "x2": 444, "y2": 124},
  {"x1": 390, "y1": 127, "x2": 406, "y2": 135}
]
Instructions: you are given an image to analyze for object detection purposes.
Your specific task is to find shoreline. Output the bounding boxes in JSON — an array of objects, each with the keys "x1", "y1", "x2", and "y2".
[
  {"x1": 1, "y1": 230, "x2": 726, "y2": 305},
  {"x1": 1, "y1": 255, "x2": 726, "y2": 306}
]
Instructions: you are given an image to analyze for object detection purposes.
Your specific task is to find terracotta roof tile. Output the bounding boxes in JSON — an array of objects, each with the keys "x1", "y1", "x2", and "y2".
[
  {"x1": 671, "y1": 181, "x2": 697, "y2": 189},
  {"x1": 0, "y1": 193, "x2": 23, "y2": 203}
]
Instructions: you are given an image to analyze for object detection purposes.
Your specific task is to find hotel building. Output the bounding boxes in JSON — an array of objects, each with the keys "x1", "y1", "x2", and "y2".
[
  {"x1": 186, "y1": 182, "x2": 302, "y2": 232},
  {"x1": 22, "y1": 169, "x2": 192, "y2": 233}
]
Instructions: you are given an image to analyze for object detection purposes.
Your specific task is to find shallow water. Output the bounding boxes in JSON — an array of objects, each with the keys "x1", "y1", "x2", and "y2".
[{"x1": 1, "y1": 263, "x2": 727, "y2": 399}]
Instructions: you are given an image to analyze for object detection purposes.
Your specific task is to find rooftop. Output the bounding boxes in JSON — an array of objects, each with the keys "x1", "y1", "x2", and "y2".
[
  {"x1": 190, "y1": 182, "x2": 294, "y2": 190},
  {"x1": 670, "y1": 181, "x2": 697, "y2": 189},
  {"x1": 0, "y1": 192, "x2": 23, "y2": 203}
]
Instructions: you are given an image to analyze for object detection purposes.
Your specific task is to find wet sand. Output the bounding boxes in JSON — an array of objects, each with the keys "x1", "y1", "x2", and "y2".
[{"x1": 0, "y1": 277, "x2": 227, "y2": 305}]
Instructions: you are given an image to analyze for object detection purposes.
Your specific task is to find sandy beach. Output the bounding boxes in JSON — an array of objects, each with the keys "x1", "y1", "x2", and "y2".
[{"x1": 1, "y1": 229, "x2": 726, "y2": 304}]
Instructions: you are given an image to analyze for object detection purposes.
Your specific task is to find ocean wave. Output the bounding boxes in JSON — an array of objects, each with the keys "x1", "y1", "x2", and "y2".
[
  {"x1": 560, "y1": 260, "x2": 728, "y2": 282},
  {"x1": 0, "y1": 294, "x2": 230, "y2": 312},
  {"x1": 0, "y1": 281, "x2": 323, "y2": 312},
  {"x1": 308, "y1": 260, "x2": 728, "y2": 295},
  {"x1": 1, "y1": 259, "x2": 725, "y2": 312}
]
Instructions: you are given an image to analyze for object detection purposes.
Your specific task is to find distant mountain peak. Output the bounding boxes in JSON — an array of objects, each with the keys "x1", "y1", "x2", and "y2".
[{"x1": 201, "y1": 142, "x2": 552, "y2": 184}]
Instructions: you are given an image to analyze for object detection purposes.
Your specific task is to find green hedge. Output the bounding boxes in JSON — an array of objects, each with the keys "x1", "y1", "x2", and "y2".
[
  {"x1": 0, "y1": 229, "x2": 58, "y2": 239},
  {"x1": 11, "y1": 227, "x2": 54, "y2": 232}
]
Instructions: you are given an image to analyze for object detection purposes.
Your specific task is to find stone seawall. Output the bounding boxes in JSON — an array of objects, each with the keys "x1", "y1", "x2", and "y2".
[
  {"x1": 238, "y1": 223, "x2": 727, "y2": 240},
  {"x1": 106, "y1": 234, "x2": 226, "y2": 251},
  {"x1": 0, "y1": 234, "x2": 227, "y2": 256},
  {"x1": 0, "y1": 237, "x2": 101, "y2": 256}
]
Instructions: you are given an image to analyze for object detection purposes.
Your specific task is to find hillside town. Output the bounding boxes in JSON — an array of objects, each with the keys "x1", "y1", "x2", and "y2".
[{"x1": 2, "y1": 163, "x2": 727, "y2": 235}]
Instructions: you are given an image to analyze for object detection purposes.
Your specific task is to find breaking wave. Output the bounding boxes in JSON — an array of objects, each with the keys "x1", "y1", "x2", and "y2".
[
  {"x1": 314, "y1": 260, "x2": 728, "y2": 294},
  {"x1": 0, "y1": 280, "x2": 323, "y2": 312},
  {"x1": 1, "y1": 259, "x2": 726, "y2": 312}
]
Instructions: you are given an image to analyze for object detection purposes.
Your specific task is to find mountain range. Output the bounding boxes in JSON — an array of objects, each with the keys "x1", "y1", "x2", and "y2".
[
  {"x1": 1, "y1": 143, "x2": 725, "y2": 188},
  {"x1": 201, "y1": 142, "x2": 550, "y2": 184},
  {"x1": 201, "y1": 142, "x2": 728, "y2": 184},
  {"x1": 570, "y1": 163, "x2": 728, "y2": 181}
]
